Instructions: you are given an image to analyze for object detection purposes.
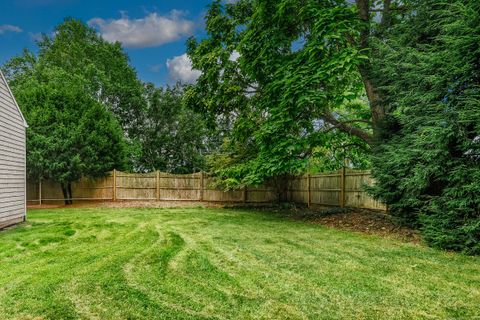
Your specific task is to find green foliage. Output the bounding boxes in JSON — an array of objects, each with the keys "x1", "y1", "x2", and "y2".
[
  {"x1": 134, "y1": 84, "x2": 214, "y2": 173},
  {"x1": 369, "y1": 0, "x2": 480, "y2": 253},
  {"x1": 14, "y1": 65, "x2": 127, "y2": 184},
  {"x1": 187, "y1": 0, "x2": 371, "y2": 187},
  {"x1": 38, "y1": 19, "x2": 146, "y2": 135},
  {"x1": 3, "y1": 18, "x2": 145, "y2": 152}
]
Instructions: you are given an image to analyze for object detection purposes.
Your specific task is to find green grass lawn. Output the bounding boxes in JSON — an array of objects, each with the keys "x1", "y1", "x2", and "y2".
[{"x1": 0, "y1": 208, "x2": 479, "y2": 320}]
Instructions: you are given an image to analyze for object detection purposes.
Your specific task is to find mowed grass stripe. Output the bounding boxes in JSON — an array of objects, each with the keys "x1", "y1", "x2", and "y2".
[{"x1": 0, "y1": 207, "x2": 479, "y2": 319}]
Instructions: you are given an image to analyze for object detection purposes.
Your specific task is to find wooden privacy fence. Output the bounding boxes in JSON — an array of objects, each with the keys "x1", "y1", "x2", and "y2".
[
  {"x1": 27, "y1": 170, "x2": 277, "y2": 204},
  {"x1": 27, "y1": 169, "x2": 386, "y2": 211}
]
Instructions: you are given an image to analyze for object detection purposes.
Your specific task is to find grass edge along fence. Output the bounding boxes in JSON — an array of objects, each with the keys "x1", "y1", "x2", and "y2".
[{"x1": 27, "y1": 169, "x2": 386, "y2": 211}]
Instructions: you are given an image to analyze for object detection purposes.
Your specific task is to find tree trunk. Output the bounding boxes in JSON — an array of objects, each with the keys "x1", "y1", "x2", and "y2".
[
  {"x1": 360, "y1": 67, "x2": 385, "y2": 135},
  {"x1": 355, "y1": 0, "x2": 389, "y2": 139},
  {"x1": 320, "y1": 0, "x2": 392, "y2": 145},
  {"x1": 67, "y1": 182, "x2": 73, "y2": 205},
  {"x1": 61, "y1": 182, "x2": 73, "y2": 205},
  {"x1": 61, "y1": 184, "x2": 69, "y2": 205}
]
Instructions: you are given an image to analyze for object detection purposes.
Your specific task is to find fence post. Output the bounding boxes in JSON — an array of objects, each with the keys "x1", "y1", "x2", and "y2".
[
  {"x1": 340, "y1": 167, "x2": 346, "y2": 208},
  {"x1": 156, "y1": 170, "x2": 160, "y2": 201},
  {"x1": 243, "y1": 186, "x2": 247, "y2": 203},
  {"x1": 307, "y1": 174, "x2": 311, "y2": 207},
  {"x1": 113, "y1": 169, "x2": 117, "y2": 202},
  {"x1": 199, "y1": 172, "x2": 204, "y2": 201},
  {"x1": 39, "y1": 178, "x2": 42, "y2": 206}
]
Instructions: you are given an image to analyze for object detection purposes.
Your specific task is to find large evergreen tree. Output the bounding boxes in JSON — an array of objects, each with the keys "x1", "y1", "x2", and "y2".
[
  {"x1": 4, "y1": 18, "x2": 145, "y2": 143},
  {"x1": 369, "y1": 0, "x2": 480, "y2": 253},
  {"x1": 14, "y1": 65, "x2": 127, "y2": 204}
]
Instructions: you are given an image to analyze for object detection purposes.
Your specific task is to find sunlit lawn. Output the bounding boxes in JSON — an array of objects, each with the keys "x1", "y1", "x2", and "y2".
[{"x1": 0, "y1": 207, "x2": 479, "y2": 319}]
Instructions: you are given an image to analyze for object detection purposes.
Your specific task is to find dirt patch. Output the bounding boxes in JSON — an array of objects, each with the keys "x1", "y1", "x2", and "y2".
[
  {"x1": 28, "y1": 200, "x2": 232, "y2": 210},
  {"x1": 300, "y1": 209, "x2": 421, "y2": 243},
  {"x1": 98, "y1": 200, "x2": 225, "y2": 208},
  {"x1": 28, "y1": 204, "x2": 64, "y2": 210}
]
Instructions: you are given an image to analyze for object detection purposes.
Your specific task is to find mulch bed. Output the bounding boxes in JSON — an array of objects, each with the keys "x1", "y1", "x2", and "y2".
[{"x1": 290, "y1": 208, "x2": 421, "y2": 243}]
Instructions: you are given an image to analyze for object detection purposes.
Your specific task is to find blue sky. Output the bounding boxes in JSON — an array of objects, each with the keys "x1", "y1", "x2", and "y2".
[{"x1": 0, "y1": 0, "x2": 216, "y2": 86}]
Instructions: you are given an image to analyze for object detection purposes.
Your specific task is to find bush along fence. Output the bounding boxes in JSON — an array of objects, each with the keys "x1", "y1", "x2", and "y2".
[{"x1": 26, "y1": 169, "x2": 386, "y2": 211}]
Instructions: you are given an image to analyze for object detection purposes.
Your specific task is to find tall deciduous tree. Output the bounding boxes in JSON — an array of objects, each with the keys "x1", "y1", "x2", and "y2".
[{"x1": 186, "y1": 0, "x2": 400, "y2": 186}]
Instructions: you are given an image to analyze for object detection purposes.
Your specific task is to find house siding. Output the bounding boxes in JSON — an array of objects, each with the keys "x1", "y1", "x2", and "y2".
[{"x1": 0, "y1": 72, "x2": 27, "y2": 229}]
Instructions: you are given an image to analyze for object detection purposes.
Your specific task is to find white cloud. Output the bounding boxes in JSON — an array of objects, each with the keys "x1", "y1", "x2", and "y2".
[
  {"x1": 0, "y1": 25, "x2": 22, "y2": 34},
  {"x1": 88, "y1": 11, "x2": 194, "y2": 48},
  {"x1": 166, "y1": 53, "x2": 201, "y2": 84}
]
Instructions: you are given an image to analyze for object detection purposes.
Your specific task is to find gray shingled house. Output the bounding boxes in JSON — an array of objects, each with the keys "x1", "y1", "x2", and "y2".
[{"x1": 0, "y1": 70, "x2": 28, "y2": 229}]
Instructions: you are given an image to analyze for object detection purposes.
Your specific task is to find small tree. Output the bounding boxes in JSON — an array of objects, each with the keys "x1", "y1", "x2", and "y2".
[
  {"x1": 4, "y1": 18, "x2": 146, "y2": 167},
  {"x1": 14, "y1": 65, "x2": 127, "y2": 204}
]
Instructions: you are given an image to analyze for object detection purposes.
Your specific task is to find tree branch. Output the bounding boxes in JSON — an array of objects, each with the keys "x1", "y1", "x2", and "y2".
[
  {"x1": 335, "y1": 142, "x2": 371, "y2": 152},
  {"x1": 324, "y1": 119, "x2": 372, "y2": 132},
  {"x1": 321, "y1": 112, "x2": 373, "y2": 144}
]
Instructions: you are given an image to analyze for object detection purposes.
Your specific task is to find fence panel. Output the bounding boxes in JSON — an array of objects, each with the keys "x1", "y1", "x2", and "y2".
[
  {"x1": 40, "y1": 180, "x2": 64, "y2": 202},
  {"x1": 73, "y1": 176, "x2": 113, "y2": 200},
  {"x1": 203, "y1": 176, "x2": 244, "y2": 202},
  {"x1": 116, "y1": 171, "x2": 156, "y2": 200},
  {"x1": 344, "y1": 171, "x2": 386, "y2": 210},
  {"x1": 285, "y1": 176, "x2": 308, "y2": 204},
  {"x1": 310, "y1": 173, "x2": 341, "y2": 206},
  {"x1": 284, "y1": 169, "x2": 386, "y2": 211},
  {"x1": 158, "y1": 172, "x2": 200, "y2": 201},
  {"x1": 246, "y1": 183, "x2": 278, "y2": 203},
  {"x1": 26, "y1": 180, "x2": 39, "y2": 204}
]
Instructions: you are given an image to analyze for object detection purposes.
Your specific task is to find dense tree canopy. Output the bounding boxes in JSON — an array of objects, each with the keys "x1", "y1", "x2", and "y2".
[
  {"x1": 134, "y1": 84, "x2": 215, "y2": 173},
  {"x1": 3, "y1": 18, "x2": 216, "y2": 199},
  {"x1": 186, "y1": 0, "x2": 479, "y2": 253}
]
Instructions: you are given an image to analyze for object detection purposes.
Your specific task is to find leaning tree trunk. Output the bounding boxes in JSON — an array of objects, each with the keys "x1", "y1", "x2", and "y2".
[{"x1": 355, "y1": 0, "x2": 390, "y2": 140}]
